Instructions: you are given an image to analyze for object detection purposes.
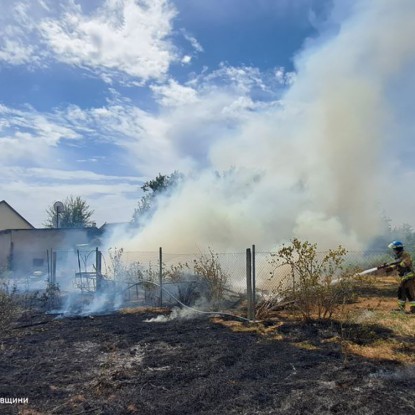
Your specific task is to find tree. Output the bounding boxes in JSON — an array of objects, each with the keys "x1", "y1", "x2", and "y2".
[
  {"x1": 44, "y1": 195, "x2": 95, "y2": 228},
  {"x1": 132, "y1": 171, "x2": 183, "y2": 226}
]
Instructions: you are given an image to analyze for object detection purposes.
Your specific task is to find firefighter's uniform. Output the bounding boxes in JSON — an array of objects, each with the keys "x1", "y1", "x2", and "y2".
[{"x1": 388, "y1": 250, "x2": 415, "y2": 312}]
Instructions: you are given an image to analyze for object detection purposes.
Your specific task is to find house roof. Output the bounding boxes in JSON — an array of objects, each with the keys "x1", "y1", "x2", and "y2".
[
  {"x1": 0, "y1": 200, "x2": 35, "y2": 229},
  {"x1": 99, "y1": 222, "x2": 130, "y2": 230}
]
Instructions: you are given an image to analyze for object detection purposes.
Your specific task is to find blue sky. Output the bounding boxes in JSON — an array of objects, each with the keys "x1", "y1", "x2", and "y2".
[
  {"x1": 0, "y1": 0, "x2": 326, "y2": 227},
  {"x1": 2, "y1": 0, "x2": 415, "y2": 252}
]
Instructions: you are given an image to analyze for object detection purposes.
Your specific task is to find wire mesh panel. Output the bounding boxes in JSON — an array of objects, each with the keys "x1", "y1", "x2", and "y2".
[
  {"x1": 8, "y1": 242, "x2": 396, "y2": 317},
  {"x1": 256, "y1": 249, "x2": 394, "y2": 298},
  {"x1": 84, "y1": 249, "x2": 250, "y2": 311},
  {"x1": 90, "y1": 248, "x2": 395, "y2": 312}
]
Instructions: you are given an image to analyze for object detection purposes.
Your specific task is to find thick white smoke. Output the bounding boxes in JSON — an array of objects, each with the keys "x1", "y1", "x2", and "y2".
[{"x1": 113, "y1": 0, "x2": 415, "y2": 253}]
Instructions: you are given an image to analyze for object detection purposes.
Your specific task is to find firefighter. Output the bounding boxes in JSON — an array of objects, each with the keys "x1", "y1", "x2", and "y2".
[{"x1": 386, "y1": 241, "x2": 415, "y2": 313}]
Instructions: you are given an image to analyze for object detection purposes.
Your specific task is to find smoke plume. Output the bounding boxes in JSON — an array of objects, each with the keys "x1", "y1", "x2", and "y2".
[{"x1": 114, "y1": 0, "x2": 415, "y2": 253}]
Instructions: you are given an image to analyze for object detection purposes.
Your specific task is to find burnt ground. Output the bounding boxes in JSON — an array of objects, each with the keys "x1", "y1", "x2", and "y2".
[{"x1": 0, "y1": 310, "x2": 415, "y2": 415}]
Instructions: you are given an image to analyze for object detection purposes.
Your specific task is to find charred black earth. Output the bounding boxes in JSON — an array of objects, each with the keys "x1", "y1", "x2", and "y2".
[{"x1": 0, "y1": 311, "x2": 414, "y2": 415}]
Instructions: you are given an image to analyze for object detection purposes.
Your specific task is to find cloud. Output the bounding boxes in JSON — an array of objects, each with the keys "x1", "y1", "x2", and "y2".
[
  {"x1": 1, "y1": 167, "x2": 140, "y2": 183},
  {"x1": 181, "y1": 55, "x2": 192, "y2": 64},
  {"x1": 0, "y1": 102, "x2": 144, "y2": 227},
  {"x1": 0, "y1": 0, "x2": 180, "y2": 83},
  {"x1": 0, "y1": 99, "x2": 177, "y2": 178},
  {"x1": 275, "y1": 67, "x2": 296, "y2": 85},
  {"x1": 151, "y1": 79, "x2": 198, "y2": 107},
  {"x1": 199, "y1": 64, "x2": 269, "y2": 94},
  {"x1": 180, "y1": 29, "x2": 204, "y2": 53},
  {"x1": 0, "y1": 104, "x2": 80, "y2": 165},
  {"x1": 83, "y1": 66, "x2": 284, "y2": 176},
  {"x1": 0, "y1": 39, "x2": 38, "y2": 66}
]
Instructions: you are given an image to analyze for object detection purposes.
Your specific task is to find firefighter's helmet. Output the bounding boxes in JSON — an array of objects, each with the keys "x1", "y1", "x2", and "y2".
[{"x1": 388, "y1": 240, "x2": 404, "y2": 250}]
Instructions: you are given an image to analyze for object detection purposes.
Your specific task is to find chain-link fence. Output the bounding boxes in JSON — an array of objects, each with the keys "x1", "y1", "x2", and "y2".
[
  {"x1": 101, "y1": 248, "x2": 394, "y2": 312},
  {"x1": 256, "y1": 250, "x2": 391, "y2": 295},
  {"x1": 4, "y1": 245, "x2": 396, "y2": 316}
]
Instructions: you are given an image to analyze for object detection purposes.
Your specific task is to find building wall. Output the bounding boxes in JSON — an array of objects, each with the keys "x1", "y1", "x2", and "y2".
[
  {"x1": 0, "y1": 203, "x2": 33, "y2": 231},
  {"x1": 0, "y1": 231, "x2": 12, "y2": 270},
  {"x1": 0, "y1": 228, "x2": 100, "y2": 277}
]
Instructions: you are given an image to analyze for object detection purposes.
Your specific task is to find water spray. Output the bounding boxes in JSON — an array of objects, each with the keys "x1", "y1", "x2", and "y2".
[{"x1": 355, "y1": 267, "x2": 379, "y2": 276}]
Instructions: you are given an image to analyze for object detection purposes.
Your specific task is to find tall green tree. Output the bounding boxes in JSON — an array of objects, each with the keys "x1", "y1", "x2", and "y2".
[
  {"x1": 132, "y1": 171, "x2": 183, "y2": 226},
  {"x1": 44, "y1": 195, "x2": 95, "y2": 228}
]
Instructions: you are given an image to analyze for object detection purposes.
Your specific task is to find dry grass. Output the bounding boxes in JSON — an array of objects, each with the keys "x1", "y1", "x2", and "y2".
[
  {"x1": 119, "y1": 306, "x2": 170, "y2": 315},
  {"x1": 335, "y1": 275, "x2": 415, "y2": 363},
  {"x1": 214, "y1": 274, "x2": 415, "y2": 364},
  {"x1": 343, "y1": 341, "x2": 415, "y2": 363},
  {"x1": 211, "y1": 317, "x2": 267, "y2": 333},
  {"x1": 337, "y1": 309, "x2": 415, "y2": 363},
  {"x1": 295, "y1": 341, "x2": 320, "y2": 351}
]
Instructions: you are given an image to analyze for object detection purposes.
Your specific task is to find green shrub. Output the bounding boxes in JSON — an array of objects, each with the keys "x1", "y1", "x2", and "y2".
[{"x1": 269, "y1": 238, "x2": 355, "y2": 320}]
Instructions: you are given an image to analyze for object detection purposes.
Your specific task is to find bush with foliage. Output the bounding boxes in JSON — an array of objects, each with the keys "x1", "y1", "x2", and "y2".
[
  {"x1": 268, "y1": 238, "x2": 355, "y2": 320},
  {"x1": 193, "y1": 248, "x2": 229, "y2": 309}
]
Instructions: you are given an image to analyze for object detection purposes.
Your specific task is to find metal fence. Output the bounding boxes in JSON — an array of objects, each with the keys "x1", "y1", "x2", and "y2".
[
  {"x1": 102, "y1": 248, "x2": 393, "y2": 314},
  {"x1": 5, "y1": 245, "x2": 395, "y2": 317}
]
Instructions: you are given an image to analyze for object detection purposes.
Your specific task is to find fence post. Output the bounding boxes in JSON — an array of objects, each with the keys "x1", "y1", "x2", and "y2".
[
  {"x1": 159, "y1": 247, "x2": 163, "y2": 307},
  {"x1": 246, "y1": 248, "x2": 254, "y2": 321},
  {"x1": 96, "y1": 248, "x2": 102, "y2": 292},
  {"x1": 252, "y1": 244, "x2": 256, "y2": 317}
]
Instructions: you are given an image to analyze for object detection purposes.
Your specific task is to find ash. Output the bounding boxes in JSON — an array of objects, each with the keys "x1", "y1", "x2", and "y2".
[{"x1": 1, "y1": 313, "x2": 415, "y2": 415}]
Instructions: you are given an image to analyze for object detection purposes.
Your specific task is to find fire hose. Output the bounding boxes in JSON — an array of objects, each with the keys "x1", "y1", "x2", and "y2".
[
  {"x1": 136, "y1": 280, "x2": 254, "y2": 323},
  {"x1": 355, "y1": 260, "x2": 400, "y2": 276}
]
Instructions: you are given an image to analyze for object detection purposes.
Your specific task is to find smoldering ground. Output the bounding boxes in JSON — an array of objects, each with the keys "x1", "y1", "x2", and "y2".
[{"x1": 1, "y1": 311, "x2": 415, "y2": 415}]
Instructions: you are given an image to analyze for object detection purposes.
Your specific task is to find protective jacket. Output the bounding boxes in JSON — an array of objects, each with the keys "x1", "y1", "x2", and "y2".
[
  {"x1": 386, "y1": 249, "x2": 415, "y2": 312},
  {"x1": 392, "y1": 251, "x2": 414, "y2": 280}
]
